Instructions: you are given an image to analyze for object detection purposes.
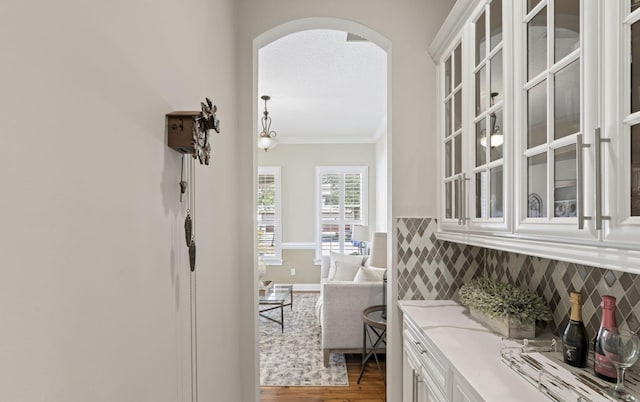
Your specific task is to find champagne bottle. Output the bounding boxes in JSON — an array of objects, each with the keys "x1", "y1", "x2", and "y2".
[
  {"x1": 593, "y1": 295, "x2": 618, "y2": 382},
  {"x1": 562, "y1": 292, "x2": 588, "y2": 367}
]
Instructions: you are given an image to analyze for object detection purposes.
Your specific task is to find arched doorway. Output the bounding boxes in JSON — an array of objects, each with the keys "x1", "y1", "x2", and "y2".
[{"x1": 252, "y1": 17, "x2": 392, "y2": 400}]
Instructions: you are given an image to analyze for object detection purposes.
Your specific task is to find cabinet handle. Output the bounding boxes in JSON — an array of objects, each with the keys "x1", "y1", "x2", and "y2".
[
  {"x1": 414, "y1": 341, "x2": 428, "y2": 354},
  {"x1": 456, "y1": 176, "x2": 462, "y2": 225},
  {"x1": 413, "y1": 370, "x2": 418, "y2": 402},
  {"x1": 460, "y1": 173, "x2": 466, "y2": 225},
  {"x1": 576, "y1": 134, "x2": 592, "y2": 229},
  {"x1": 461, "y1": 172, "x2": 467, "y2": 223},
  {"x1": 594, "y1": 128, "x2": 611, "y2": 230},
  {"x1": 455, "y1": 174, "x2": 468, "y2": 225}
]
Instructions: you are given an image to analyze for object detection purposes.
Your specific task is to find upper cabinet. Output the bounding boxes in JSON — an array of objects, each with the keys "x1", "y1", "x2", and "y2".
[
  {"x1": 441, "y1": 39, "x2": 464, "y2": 227},
  {"x1": 513, "y1": 0, "x2": 600, "y2": 242},
  {"x1": 602, "y1": 1, "x2": 640, "y2": 249},
  {"x1": 439, "y1": 0, "x2": 512, "y2": 235},
  {"x1": 431, "y1": 0, "x2": 640, "y2": 273}
]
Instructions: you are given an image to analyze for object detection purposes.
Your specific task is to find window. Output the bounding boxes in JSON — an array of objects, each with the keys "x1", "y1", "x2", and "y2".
[
  {"x1": 316, "y1": 167, "x2": 368, "y2": 259},
  {"x1": 257, "y1": 167, "x2": 282, "y2": 264}
]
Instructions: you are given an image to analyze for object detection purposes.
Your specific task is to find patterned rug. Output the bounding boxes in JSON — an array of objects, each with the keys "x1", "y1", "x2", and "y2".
[{"x1": 260, "y1": 293, "x2": 349, "y2": 386}]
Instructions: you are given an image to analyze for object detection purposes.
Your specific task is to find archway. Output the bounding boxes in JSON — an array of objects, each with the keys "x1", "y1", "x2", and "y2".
[{"x1": 252, "y1": 17, "x2": 392, "y2": 400}]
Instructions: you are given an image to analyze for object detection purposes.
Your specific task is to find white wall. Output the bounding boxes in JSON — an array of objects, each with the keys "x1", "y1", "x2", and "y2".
[
  {"x1": 0, "y1": 1, "x2": 248, "y2": 401},
  {"x1": 259, "y1": 144, "x2": 377, "y2": 241},
  {"x1": 237, "y1": 1, "x2": 455, "y2": 400},
  {"x1": 375, "y1": 133, "x2": 388, "y2": 232}
]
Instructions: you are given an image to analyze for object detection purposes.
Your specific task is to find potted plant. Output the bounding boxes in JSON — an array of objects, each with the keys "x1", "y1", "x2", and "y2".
[{"x1": 457, "y1": 278, "x2": 552, "y2": 339}]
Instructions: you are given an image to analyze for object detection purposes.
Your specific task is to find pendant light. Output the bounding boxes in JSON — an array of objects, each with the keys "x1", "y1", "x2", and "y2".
[{"x1": 258, "y1": 95, "x2": 278, "y2": 152}]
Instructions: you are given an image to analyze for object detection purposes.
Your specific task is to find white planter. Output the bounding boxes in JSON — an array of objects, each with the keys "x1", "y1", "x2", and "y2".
[{"x1": 469, "y1": 308, "x2": 535, "y2": 339}]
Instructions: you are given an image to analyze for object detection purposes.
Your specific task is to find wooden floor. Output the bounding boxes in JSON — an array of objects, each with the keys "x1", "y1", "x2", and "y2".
[{"x1": 260, "y1": 354, "x2": 386, "y2": 402}]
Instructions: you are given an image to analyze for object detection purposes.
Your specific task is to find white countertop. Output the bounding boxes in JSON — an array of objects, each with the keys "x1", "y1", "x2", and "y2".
[{"x1": 399, "y1": 299, "x2": 550, "y2": 402}]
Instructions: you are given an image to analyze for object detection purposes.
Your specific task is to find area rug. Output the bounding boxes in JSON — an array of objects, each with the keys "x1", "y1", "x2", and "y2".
[{"x1": 260, "y1": 293, "x2": 349, "y2": 386}]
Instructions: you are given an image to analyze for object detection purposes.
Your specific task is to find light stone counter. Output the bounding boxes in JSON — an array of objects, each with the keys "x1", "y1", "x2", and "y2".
[{"x1": 399, "y1": 299, "x2": 550, "y2": 402}]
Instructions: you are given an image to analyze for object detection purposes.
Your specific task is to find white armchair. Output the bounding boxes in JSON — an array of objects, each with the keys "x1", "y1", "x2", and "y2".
[{"x1": 315, "y1": 246, "x2": 386, "y2": 366}]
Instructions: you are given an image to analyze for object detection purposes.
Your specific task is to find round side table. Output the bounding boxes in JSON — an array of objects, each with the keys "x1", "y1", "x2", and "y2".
[{"x1": 357, "y1": 304, "x2": 387, "y2": 384}]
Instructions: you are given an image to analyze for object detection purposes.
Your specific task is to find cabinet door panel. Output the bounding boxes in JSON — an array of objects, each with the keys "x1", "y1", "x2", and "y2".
[
  {"x1": 515, "y1": 0, "x2": 599, "y2": 241},
  {"x1": 527, "y1": 153, "x2": 547, "y2": 218},
  {"x1": 602, "y1": 1, "x2": 640, "y2": 248},
  {"x1": 467, "y1": 0, "x2": 509, "y2": 232},
  {"x1": 554, "y1": 61, "x2": 580, "y2": 140},
  {"x1": 554, "y1": 145, "x2": 577, "y2": 218},
  {"x1": 490, "y1": 166, "x2": 504, "y2": 218},
  {"x1": 490, "y1": 108, "x2": 504, "y2": 161},
  {"x1": 527, "y1": 7, "x2": 547, "y2": 80},
  {"x1": 527, "y1": 80, "x2": 547, "y2": 149},
  {"x1": 554, "y1": 0, "x2": 580, "y2": 63},
  {"x1": 453, "y1": 377, "x2": 483, "y2": 402},
  {"x1": 632, "y1": 19, "x2": 640, "y2": 113},
  {"x1": 632, "y1": 127, "x2": 640, "y2": 217},
  {"x1": 440, "y1": 39, "x2": 466, "y2": 230}
]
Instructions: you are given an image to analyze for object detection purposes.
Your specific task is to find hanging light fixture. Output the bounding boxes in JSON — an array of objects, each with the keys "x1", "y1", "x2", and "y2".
[
  {"x1": 258, "y1": 95, "x2": 278, "y2": 152},
  {"x1": 479, "y1": 92, "x2": 504, "y2": 148}
]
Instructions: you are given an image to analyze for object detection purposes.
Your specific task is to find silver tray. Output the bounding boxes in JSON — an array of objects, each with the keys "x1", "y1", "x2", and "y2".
[{"x1": 500, "y1": 337, "x2": 640, "y2": 402}]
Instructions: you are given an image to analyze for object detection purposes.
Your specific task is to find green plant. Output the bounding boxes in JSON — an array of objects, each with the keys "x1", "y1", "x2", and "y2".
[{"x1": 458, "y1": 278, "x2": 552, "y2": 324}]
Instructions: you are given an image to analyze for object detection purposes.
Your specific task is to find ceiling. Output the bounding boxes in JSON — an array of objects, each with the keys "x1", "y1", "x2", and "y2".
[{"x1": 258, "y1": 29, "x2": 387, "y2": 145}]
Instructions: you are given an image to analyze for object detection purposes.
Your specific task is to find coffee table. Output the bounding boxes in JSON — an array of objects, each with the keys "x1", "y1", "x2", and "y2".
[{"x1": 259, "y1": 284, "x2": 293, "y2": 333}]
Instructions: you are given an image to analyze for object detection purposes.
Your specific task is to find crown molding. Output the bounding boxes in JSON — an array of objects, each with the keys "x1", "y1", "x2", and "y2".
[{"x1": 429, "y1": 0, "x2": 478, "y2": 61}]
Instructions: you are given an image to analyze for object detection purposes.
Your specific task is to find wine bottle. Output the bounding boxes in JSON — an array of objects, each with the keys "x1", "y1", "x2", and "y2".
[
  {"x1": 562, "y1": 292, "x2": 588, "y2": 367},
  {"x1": 593, "y1": 295, "x2": 618, "y2": 382}
]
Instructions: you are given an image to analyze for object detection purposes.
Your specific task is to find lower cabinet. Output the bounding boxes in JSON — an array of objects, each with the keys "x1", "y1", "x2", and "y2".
[
  {"x1": 451, "y1": 374, "x2": 482, "y2": 402},
  {"x1": 400, "y1": 301, "x2": 550, "y2": 402},
  {"x1": 402, "y1": 316, "x2": 481, "y2": 402},
  {"x1": 403, "y1": 346, "x2": 428, "y2": 402}
]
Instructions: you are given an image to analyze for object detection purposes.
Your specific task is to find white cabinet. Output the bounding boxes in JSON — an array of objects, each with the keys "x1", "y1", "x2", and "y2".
[
  {"x1": 438, "y1": 0, "x2": 512, "y2": 235},
  {"x1": 403, "y1": 344, "x2": 429, "y2": 402},
  {"x1": 452, "y1": 374, "x2": 482, "y2": 402},
  {"x1": 432, "y1": 0, "x2": 640, "y2": 272},
  {"x1": 601, "y1": 1, "x2": 640, "y2": 249},
  {"x1": 399, "y1": 300, "x2": 550, "y2": 402},
  {"x1": 512, "y1": 0, "x2": 600, "y2": 242},
  {"x1": 403, "y1": 312, "x2": 450, "y2": 402}
]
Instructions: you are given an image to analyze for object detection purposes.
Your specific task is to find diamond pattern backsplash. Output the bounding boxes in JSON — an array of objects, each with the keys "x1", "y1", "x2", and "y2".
[
  {"x1": 396, "y1": 217, "x2": 640, "y2": 338},
  {"x1": 397, "y1": 217, "x2": 482, "y2": 300}
]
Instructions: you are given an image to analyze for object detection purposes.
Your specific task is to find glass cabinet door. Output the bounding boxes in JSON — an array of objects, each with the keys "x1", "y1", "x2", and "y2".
[
  {"x1": 472, "y1": 0, "x2": 506, "y2": 224},
  {"x1": 601, "y1": 0, "x2": 640, "y2": 246},
  {"x1": 441, "y1": 41, "x2": 464, "y2": 225},
  {"x1": 515, "y1": 0, "x2": 597, "y2": 240}
]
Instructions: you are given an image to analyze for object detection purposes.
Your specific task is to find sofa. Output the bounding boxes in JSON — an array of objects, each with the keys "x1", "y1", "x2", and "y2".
[{"x1": 315, "y1": 253, "x2": 385, "y2": 366}]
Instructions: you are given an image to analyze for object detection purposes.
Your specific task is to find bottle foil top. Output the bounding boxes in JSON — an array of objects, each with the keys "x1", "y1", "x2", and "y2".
[{"x1": 601, "y1": 295, "x2": 616, "y2": 310}]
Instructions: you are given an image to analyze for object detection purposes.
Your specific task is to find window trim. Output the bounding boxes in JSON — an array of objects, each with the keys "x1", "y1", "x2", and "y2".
[{"x1": 257, "y1": 166, "x2": 282, "y2": 265}]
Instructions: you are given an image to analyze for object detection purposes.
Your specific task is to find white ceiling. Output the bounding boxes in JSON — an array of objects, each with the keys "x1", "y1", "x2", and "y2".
[{"x1": 258, "y1": 29, "x2": 387, "y2": 144}]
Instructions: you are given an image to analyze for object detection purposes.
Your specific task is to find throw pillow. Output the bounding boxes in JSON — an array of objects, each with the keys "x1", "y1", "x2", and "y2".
[
  {"x1": 328, "y1": 252, "x2": 364, "y2": 281},
  {"x1": 353, "y1": 266, "x2": 386, "y2": 282},
  {"x1": 332, "y1": 260, "x2": 362, "y2": 281}
]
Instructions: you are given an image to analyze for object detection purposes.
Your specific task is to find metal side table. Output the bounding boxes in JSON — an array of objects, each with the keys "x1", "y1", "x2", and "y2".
[{"x1": 357, "y1": 304, "x2": 386, "y2": 384}]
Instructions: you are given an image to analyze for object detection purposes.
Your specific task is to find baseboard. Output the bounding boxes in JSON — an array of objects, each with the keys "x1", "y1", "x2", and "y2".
[
  {"x1": 282, "y1": 242, "x2": 316, "y2": 250},
  {"x1": 291, "y1": 283, "x2": 320, "y2": 292}
]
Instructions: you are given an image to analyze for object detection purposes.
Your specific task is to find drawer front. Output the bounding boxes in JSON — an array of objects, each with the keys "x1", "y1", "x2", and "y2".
[
  {"x1": 403, "y1": 319, "x2": 450, "y2": 397},
  {"x1": 452, "y1": 374, "x2": 483, "y2": 402},
  {"x1": 421, "y1": 366, "x2": 449, "y2": 402}
]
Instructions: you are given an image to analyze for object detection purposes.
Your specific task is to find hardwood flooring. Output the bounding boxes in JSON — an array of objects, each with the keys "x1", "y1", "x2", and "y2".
[{"x1": 260, "y1": 354, "x2": 386, "y2": 402}]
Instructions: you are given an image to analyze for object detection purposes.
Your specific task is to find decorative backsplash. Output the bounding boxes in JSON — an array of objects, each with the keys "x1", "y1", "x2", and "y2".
[
  {"x1": 397, "y1": 217, "x2": 481, "y2": 300},
  {"x1": 396, "y1": 217, "x2": 640, "y2": 338}
]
